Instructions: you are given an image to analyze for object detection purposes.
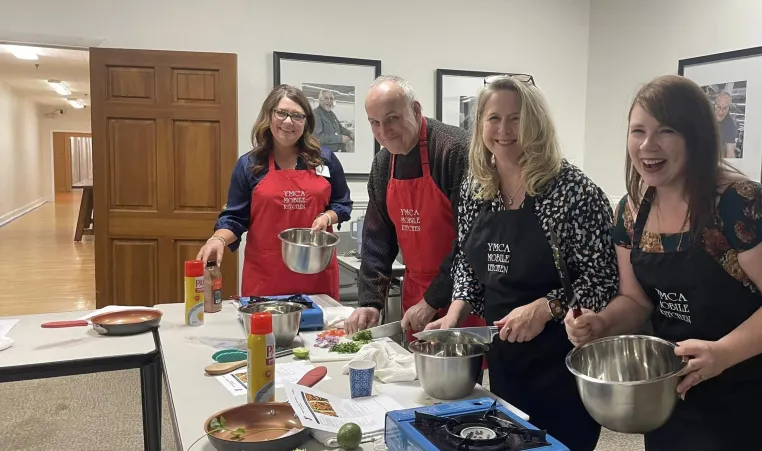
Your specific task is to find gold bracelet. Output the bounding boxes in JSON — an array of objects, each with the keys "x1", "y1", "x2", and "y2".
[{"x1": 208, "y1": 236, "x2": 226, "y2": 247}]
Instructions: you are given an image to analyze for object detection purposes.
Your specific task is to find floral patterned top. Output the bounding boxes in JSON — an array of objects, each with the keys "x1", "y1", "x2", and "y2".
[
  {"x1": 613, "y1": 180, "x2": 762, "y2": 294},
  {"x1": 452, "y1": 159, "x2": 620, "y2": 319}
]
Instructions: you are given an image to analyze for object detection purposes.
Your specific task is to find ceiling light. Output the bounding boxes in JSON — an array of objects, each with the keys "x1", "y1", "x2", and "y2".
[
  {"x1": 47, "y1": 80, "x2": 71, "y2": 96},
  {"x1": 67, "y1": 98, "x2": 85, "y2": 109},
  {"x1": 7, "y1": 45, "x2": 38, "y2": 60}
]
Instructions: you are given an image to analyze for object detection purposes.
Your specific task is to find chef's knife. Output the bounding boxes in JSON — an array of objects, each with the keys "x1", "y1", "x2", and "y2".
[
  {"x1": 548, "y1": 226, "x2": 583, "y2": 319},
  {"x1": 347, "y1": 320, "x2": 403, "y2": 340},
  {"x1": 412, "y1": 326, "x2": 500, "y2": 344}
]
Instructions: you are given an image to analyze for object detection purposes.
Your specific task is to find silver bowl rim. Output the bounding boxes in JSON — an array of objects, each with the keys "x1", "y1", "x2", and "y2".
[
  {"x1": 565, "y1": 334, "x2": 687, "y2": 386},
  {"x1": 278, "y1": 228, "x2": 340, "y2": 248},
  {"x1": 237, "y1": 301, "x2": 307, "y2": 315},
  {"x1": 408, "y1": 339, "x2": 488, "y2": 359}
]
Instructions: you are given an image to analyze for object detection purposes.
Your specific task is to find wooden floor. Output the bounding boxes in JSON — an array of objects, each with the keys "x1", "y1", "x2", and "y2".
[{"x1": 0, "y1": 192, "x2": 95, "y2": 316}]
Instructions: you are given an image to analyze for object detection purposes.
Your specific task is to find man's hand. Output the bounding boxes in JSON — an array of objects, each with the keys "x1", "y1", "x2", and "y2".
[
  {"x1": 402, "y1": 299, "x2": 437, "y2": 332},
  {"x1": 346, "y1": 307, "x2": 380, "y2": 334}
]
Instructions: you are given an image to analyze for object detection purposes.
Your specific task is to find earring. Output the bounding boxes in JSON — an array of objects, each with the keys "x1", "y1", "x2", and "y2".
[{"x1": 490, "y1": 154, "x2": 496, "y2": 167}]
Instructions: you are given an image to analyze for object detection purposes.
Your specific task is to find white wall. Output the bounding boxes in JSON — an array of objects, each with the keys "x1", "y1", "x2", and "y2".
[
  {"x1": 39, "y1": 107, "x2": 92, "y2": 200},
  {"x1": 0, "y1": 81, "x2": 44, "y2": 226},
  {"x1": 584, "y1": 0, "x2": 762, "y2": 200},
  {"x1": 0, "y1": 0, "x2": 592, "y2": 213}
]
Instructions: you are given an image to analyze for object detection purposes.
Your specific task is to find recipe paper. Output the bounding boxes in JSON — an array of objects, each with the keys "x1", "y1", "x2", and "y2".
[
  {"x1": 0, "y1": 319, "x2": 19, "y2": 338},
  {"x1": 284, "y1": 382, "x2": 403, "y2": 434},
  {"x1": 215, "y1": 361, "x2": 331, "y2": 396}
]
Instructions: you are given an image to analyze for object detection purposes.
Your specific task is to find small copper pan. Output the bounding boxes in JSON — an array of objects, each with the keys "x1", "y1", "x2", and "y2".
[
  {"x1": 41, "y1": 309, "x2": 163, "y2": 336},
  {"x1": 203, "y1": 366, "x2": 327, "y2": 451}
]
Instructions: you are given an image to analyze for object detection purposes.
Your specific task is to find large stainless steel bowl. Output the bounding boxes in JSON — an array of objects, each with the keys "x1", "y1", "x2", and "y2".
[
  {"x1": 279, "y1": 228, "x2": 339, "y2": 274},
  {"x1": 409, "y1": 340, "x2": 487, "y2": 400},
  {"x1": 238, "y1": 301, "x2": 305, "y2": 347},
  {"x1": 566, "y1": 335, "x2": 687, "y2": 434}
]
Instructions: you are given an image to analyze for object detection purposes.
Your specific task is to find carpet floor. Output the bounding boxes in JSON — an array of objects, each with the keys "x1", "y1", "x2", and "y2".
[{"x1": 0, "y1": 370, "x2": 644, "y2": 451}]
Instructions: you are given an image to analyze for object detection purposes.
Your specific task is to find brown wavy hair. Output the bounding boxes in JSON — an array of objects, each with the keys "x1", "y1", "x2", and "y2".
[
  {"x1": 248, "y1": 84, "x2": 323, "y2": 175},
  {"x1": 625, "y1": 75, "x2": 741, "y2": 241}
]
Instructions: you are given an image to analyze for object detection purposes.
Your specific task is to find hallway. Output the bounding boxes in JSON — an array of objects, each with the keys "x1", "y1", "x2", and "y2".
[{"x1": 0, "y1": 192, "x2": 95, "y2": 316}]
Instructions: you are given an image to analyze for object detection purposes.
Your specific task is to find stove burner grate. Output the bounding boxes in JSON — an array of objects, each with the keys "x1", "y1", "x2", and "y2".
[
  {"x1": 413, "y1": 400, "x2": 551, "y2": 451},
  {"x1": 249, "y1": 294, "x2": 314, "y2": 309}
]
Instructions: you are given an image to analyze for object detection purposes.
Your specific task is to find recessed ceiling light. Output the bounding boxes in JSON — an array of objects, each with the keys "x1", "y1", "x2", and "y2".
[
  {"x1": 67, "y1": 98, "x2": 85, "y2": 109},
  {"x1": 6, "y1": 45, "x2": 38, "y2": 60},
  {"x1": 47, "y1": 80, "x2": 72, "y2": 96}
]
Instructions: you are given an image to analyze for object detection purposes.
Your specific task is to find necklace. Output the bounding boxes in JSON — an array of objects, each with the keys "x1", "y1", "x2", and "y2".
[
  {"x1": 502, "y1": 184, "x2": 523, "y2": 206},
  {"x1": 655, "y1": 200, "x2": 688, "y2": 250}
]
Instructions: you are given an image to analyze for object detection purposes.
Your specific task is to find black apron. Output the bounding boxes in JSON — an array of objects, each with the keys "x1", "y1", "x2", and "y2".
[
  {"x1": 631, "y1": 188, "x2": 762, "y2": 451},
  {"x1": 463, "y1": 196, "x2": 601, "y2": 451}
]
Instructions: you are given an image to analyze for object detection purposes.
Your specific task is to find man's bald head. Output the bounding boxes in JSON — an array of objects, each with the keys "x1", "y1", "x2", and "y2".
[{"x1": 365, "y1": 75, "x2": 422, "y2": 155}]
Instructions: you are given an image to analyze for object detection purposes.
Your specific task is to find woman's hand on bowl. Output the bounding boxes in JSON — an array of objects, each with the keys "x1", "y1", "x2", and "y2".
[
  {"x1": 565, "y1": 308, "x2": 605, "y2": 347},
  {"x1": 674, "y1": 339, "x2": 732, "y2": 399},
  {"x1": 311, "y1": 214, "x2": 331, "y2": 231}
]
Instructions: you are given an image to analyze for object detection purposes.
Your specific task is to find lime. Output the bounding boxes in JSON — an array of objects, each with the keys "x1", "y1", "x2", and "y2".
[
  {"x1": 293, "y1": 347, "x2": 310, "y2": 359},
  {"x1": 337, "y1": 422, "x2": 362, "y2": 450}
]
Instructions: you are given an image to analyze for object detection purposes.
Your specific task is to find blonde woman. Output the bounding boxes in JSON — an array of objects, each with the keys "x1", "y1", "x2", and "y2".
[{"x1": 425, "y1": 75, "x2": 618, "y2": 450}]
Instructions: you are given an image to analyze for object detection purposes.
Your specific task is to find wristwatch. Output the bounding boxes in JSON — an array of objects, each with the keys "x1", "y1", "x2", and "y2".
[{"x1": 547, "y1": 299, "x2": 564, "y2": 320}]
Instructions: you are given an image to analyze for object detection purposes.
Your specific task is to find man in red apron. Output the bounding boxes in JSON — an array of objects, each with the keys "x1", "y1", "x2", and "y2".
[{"x1": 346, "y1": 75, "x2": 485, "y2": 340}]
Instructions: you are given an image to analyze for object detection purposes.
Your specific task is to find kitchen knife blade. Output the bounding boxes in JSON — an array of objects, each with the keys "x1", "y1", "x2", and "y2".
[
  {"x1": 347, "y1": 320, "x2": 403, "y2": 340},
  {"x1": 548, "y1": 225, "x2": 582, "y2": 318},
  {"x1": 412, "y1": 326, "x2": 500, "y2": 344}
]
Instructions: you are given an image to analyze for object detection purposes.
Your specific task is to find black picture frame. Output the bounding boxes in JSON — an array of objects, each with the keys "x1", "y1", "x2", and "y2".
[
  {"x1": 273, "y1": 51, "x2": 382, "y2": 176},
  {"x1": 678, "y1": 46, "x2": 762, "y2": 181},
  {"x1": 435, "y1": 69, "x2": 506, "y2": 131}
]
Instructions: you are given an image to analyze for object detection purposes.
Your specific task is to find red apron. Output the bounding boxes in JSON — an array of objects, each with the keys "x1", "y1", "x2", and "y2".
[
  {"x1": 241, "y1": 154, "x2": 340, "y2": 301},
  {"x1": 386, "y1": 117, "x2": 485, "y2": 342}
]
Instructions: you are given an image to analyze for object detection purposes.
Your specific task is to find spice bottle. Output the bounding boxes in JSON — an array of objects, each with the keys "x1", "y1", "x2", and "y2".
[
  {"x1": 184, "y1": 260, "x2": 204, "y2": 326},
  {"x1": 204, "y1": 260, "x2": 223, "y2": 313},
  {"x1": 247, "y1": 312, "x2": 275, "y2": 403}
]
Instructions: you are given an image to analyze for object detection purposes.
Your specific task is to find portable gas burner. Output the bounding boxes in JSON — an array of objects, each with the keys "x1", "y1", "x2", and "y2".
[
  {"x1": 385, "y1": 397, "x2": 569, "y2": 451},
  {"x1": 239, "y1": 294, "x2": 324, "y2": 331}
]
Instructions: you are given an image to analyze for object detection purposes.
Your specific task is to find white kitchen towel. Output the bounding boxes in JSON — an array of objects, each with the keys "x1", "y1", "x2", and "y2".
[
  {"x1": 310, "y1": 428, "x2": 386, "y2": 448},
  {"x1": 0, "y1": 337, "x2": 14, "y2": 352},
  {"x1": 341, "y1": 341, "x2": 417, "y2": 383},
  {"x1": 322, "y1": 306, "x2": 356, "y2": 329}
]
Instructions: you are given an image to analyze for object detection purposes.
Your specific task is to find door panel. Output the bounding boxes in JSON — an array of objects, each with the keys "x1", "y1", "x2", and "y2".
[{"x1": 91, "y1": 48, "x2": 238, "y2": 307}]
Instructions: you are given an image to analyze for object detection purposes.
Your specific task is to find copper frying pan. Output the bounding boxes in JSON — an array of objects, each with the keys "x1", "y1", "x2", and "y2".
[
  {"x1": 203, "y1": 366, "x2": 328, "y2": 451},
  {"x1": 41, "y1": 309, "x2": 163, "y2": 336}
]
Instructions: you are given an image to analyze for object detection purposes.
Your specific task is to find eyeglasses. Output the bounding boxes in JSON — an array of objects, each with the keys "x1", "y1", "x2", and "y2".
[
  {"x1": 273, "y1": 109, "x2": 306, "y2": 123},
  {"x1": 484, "y1": 73, "x2": 535, "y2": 86}
]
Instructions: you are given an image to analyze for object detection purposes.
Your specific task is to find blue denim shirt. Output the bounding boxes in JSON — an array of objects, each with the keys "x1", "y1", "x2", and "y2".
[{"x1": 214, "y1": 147, "x2": 353, "y2": 252}]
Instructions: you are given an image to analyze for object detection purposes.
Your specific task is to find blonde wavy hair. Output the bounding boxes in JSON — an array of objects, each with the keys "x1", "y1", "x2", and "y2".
[{"x1": 468, "y1": 76, "x2": 562, "y2": 200}]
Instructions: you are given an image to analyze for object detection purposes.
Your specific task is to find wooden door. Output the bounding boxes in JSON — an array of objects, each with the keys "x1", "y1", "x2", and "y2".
[
  {"x1": 89, "y1": 48, "x2": 239, "y2": 307},
  {"x1": 53, "y1": 131, "x2": 91, "y2": 192}
]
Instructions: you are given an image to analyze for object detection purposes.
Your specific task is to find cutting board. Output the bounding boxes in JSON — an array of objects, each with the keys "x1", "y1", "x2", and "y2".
[{"x1": 299, "y1": 331, "x2": 393, "y2": 363}]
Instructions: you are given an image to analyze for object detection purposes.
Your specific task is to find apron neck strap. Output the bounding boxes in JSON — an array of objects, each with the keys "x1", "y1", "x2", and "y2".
[
  {"x1": 389, "y1": 117, "x2": 430, "y2": 179},
  {"x1": 268, "y1": 153, "x2": 276, "y2": 171},
  {"x1": 632, "y1": 186, "x2": 656, "y2": 250}
]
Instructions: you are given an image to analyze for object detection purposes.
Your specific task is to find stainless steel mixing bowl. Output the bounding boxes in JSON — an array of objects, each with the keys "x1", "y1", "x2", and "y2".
[
  {"x1": 279, "y1": 228, "x2": 339, "y2": 274},
  {"x1": 409, "y1": 340, "x2": 487, "y2": 400},
  {"x1": 565, "y1": 335, "x2": 687, "y2": 433},
  {"x1": 238, "y1": 301, "x2": 305, "y2": 347}
]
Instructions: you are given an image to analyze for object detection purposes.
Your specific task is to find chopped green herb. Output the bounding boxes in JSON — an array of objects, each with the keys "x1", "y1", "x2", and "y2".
[
  {"x1": 330, "y1": 340, "x2": 371, "y2": 354},
  {"x1": 352, "y1": 330, "x2": 373, "y2": 341}
]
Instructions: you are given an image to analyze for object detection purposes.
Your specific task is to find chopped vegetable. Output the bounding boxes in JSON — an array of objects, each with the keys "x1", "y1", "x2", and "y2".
[
  {"x1": 351, "y1": 330, "x2": 373, "y2": 341},
  {"x1": 330, "y1": 340, "x2": 371, "y2": 354}
]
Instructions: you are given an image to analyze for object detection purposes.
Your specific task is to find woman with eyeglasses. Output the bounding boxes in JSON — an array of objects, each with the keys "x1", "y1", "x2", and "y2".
[
  {"x1": 197, "y1": 84, "x2": 353, "y2": 300},
  {"x1": 425, "y1": 75, "x2": 618, "y2": 450}
]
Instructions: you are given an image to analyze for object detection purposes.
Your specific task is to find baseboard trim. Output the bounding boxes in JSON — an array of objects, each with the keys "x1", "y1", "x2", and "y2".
[{"x1": 0, "y1": 198, "x2": 47, "y2": 227}]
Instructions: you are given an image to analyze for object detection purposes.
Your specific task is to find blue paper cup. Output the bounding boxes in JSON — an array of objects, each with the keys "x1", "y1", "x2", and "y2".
[{"x1": 348, "y1": 360, "x2": 376, "y2": 398}]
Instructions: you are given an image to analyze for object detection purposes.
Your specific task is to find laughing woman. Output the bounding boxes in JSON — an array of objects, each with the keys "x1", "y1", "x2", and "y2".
[
  {"x1": 565, "y1": 75, "x2": 762, "y2": 451},
  {"x1": 426, "y1": 75, "x2": 619, "y2": 450},
  {"x1": 197, "y1": 85, "x2": 353, "y2": 300}
]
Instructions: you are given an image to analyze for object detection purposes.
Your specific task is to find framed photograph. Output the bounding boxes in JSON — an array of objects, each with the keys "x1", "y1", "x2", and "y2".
[
  {"x1": 679, "y1": 46, "x2": 762, "y2": 181},
  {"x1": 436, "y1": 69, "x2": 506, "y2": 132},
  {"x1": 273, "y1": 51, "x2": 382, "y2": 175}
]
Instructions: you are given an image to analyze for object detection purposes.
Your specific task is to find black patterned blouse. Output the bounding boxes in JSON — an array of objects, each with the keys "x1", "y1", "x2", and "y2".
[
  {"x1": 451, "y1": 159, "x2": 620, "y2": 319},
  {"x1": 613, "y1": 180, "x2": 762, "y2": 294}
]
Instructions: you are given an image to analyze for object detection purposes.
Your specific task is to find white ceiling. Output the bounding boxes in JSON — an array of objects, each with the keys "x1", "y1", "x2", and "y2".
[{"x1": 0, "y1": 44, "x2": 90, "y2": 109}]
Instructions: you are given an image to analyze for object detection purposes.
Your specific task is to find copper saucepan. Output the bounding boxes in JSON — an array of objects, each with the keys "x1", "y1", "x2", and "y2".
[
  {"x1": 41, "y1": 309, "x2": 163, "y2": 336},
  {"x1": 203, "y1": 366, "x2": 328, "y2": 451}
]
